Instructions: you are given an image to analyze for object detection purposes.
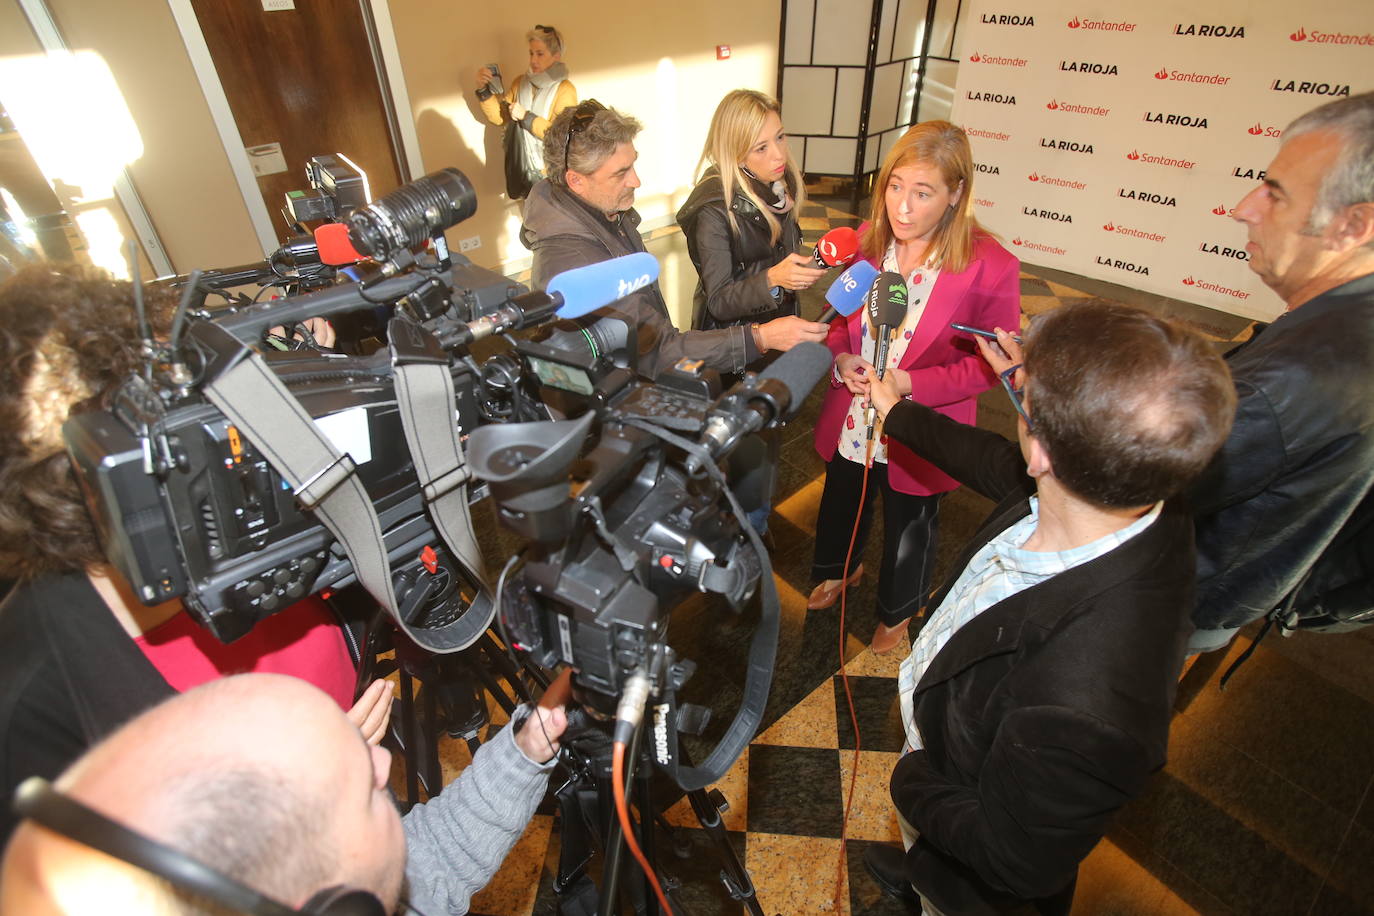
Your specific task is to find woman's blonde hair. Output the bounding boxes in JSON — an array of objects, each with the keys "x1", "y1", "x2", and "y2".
[
  {"x1": 862, "y1": 120, "x2": 982, "y2": 273},
  {"x1": 697, "y1": 89, "x2": 807, "y2": 246}
]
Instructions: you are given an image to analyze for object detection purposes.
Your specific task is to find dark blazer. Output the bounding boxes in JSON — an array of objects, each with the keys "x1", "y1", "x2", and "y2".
[
  {"x1": 675, "y1": 169, "x2": 802, "y2": 332},
  {"x1": 883, "y1": 399, "x2": 1194, "y2": 915}
]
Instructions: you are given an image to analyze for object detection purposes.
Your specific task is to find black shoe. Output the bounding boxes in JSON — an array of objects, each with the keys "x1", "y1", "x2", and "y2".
[{"x1": 863, "y1": 844, "x2": 921, "y2": 908}]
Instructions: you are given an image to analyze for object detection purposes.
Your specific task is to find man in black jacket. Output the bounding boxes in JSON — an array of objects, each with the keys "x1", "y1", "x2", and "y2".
[
  {"x1": 862, "y1": 302, "x2": 1235, "y2": 914},
  {"x1": 520, "y1": 101, "x2": 826, "y2": 380},
  {"x1": 1188, "y1": 91, "x2": 1374, "y2": 651}
]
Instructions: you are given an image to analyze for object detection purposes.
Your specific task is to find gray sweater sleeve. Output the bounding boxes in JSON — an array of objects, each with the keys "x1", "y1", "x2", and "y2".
[{"x1": 402, "y1": 709, "x2": 555, "y2": 914}]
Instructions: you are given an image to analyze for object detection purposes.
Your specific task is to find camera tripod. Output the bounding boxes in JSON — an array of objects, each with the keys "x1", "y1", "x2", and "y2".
[{"x1": 549, "y1": 702, "x2": 769, "y2": 916}]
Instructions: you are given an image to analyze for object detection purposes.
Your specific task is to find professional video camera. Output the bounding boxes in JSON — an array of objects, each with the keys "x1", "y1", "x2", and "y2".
[
  {"x1": 63, "y1": 167, "x2": 653, "y2": 654},
  {"x1": 468, "y1": 333, "x2": 830, "y2": 781}
]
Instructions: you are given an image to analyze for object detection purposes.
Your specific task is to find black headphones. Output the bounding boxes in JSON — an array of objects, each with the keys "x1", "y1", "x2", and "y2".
[{"x1": 12, "y1": 777, "x2": 386, "y2": 916}]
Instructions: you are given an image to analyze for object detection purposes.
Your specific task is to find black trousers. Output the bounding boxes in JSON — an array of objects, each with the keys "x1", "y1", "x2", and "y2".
[{"x1": 811, "y1": 455, "x2": 941, "y2": 627}]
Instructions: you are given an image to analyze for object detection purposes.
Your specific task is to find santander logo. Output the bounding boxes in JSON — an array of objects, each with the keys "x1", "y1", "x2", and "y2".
[
  {"x1": 1154, "y1": 67, "x2": 1169, "y2": 79},
  {"x1": 1182, "y1": 276, "x2": 1197, "y2": 286},
  {"x1": 1248, "y1": 123, "x2": 1282, "y2": 137},
  {"x1": 1047, "y1": 99, "x2": 1060, "y2": 110},
  {"x1": 1068, "y1": 16, "x2": 1080, "y2": 28},
  {"x1": 1212, "y1": 205, "x2": 1229, "y2": 215},
  {"x1": 1029, "y1": 173, "x2": 1040, "y2": 181},
  {"x1": 1291, "y1": 27, "x2": 1307, "y2": 41},
  {"x1": 970, "y1": 52, "x2": 981, "y2": 61},
  {"x1": 1013, "y1": 237, "x2": 1024, "y2": 245},
  {"x1": 1127, "y1": 150, "x2": 1141, "y2": 160},
  {"x1": 1247, "y1": 123, "x2": 1263, "y2": 135},
  {"x1": 1103, "y1": 222, "x2": 1115, "y2": 231}
]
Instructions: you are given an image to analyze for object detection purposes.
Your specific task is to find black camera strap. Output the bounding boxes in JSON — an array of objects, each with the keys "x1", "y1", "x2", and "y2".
[
  {"x1": 197, "y1": 322, "x2": 492, "y2": 654},
  {"x1": 621, "y1": 417, "x2": 780, "y2": 791}
]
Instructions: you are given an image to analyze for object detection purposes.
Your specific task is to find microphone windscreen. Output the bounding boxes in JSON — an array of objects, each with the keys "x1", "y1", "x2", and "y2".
[
  {"x1": 813, "y1": 226, "x2": 860, "y2": 267},
  {"x1": 866, "y1": 271, "x2": 908, "y2": 328},
  {"x1": 824, "y1": 261, "x2": 879, "y2": 317},
  {"x1": 759, "y1": 341, "x2": 832, "y2": 421},
  {"x1": 314, "y1": 222, "x2": 363, "y2": 266},
  {"x1": 550, "y1": 252, "x2": 661, "y2": 319}
]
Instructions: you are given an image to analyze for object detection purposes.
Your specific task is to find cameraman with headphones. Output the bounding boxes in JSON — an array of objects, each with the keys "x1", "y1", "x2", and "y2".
[{"x1": 1, "y1": 673, "x2": 567, "y2": 914}]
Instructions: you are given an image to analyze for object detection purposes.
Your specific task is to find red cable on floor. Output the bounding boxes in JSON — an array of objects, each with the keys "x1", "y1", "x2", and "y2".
[{"x1": 832, "y1": 431, "x2": 877, "y2": 909}]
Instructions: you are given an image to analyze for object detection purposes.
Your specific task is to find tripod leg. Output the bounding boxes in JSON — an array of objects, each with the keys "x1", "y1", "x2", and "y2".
[{"x1": 686, "y1": 788, "x2": 764, "y2": 915}]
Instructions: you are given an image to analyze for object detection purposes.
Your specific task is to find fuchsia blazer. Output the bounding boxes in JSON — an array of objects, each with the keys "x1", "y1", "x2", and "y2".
[{"x1": 814, "y1": 231, "x2": 1021, "y2": 496}]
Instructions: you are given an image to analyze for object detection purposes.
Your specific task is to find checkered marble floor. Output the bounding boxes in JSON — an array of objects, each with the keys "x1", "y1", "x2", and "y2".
[{"x1": 411, "y1": 187, "x2": 1374, "y2": 916}]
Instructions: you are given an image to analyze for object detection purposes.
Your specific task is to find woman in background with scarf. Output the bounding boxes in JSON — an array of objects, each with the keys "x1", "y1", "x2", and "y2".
[{"x1": 474, "y1": 25, "x2": 577, "y2": 199}]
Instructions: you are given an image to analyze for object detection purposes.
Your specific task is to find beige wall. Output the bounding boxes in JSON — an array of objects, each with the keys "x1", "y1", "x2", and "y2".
[
  {"x1": 388, "y1": 0, "x2": 783, "y2": 284},
  {"x1": 5, "y1": 0, "x2": 780, "y2": 296},
  {"x1": 2, "y1": 0, "x2": 263, "y2": 275}
]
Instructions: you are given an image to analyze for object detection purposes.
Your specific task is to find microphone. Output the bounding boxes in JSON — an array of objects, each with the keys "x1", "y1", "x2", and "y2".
[
  {"x1": 809, "y1": 226, "x2": 860, "y2": 269},
  {"x1": 549, "y1": 251, "x2": 659, "y2": 318},
  {"x1": 313, "y1": 222, "x2": 364, "y2": 266},
  {"x1": 817, "y1": 261, "x2": 879, "y2": 324},
  {"x1": 698, "y1": 341, "x2": 832, "y2": 460},
  {"x1": 437, "y1": 253, "x2": 660, "y2": 348},
  {"x1": 865, "y1": 272, "x2": 907, "y2": 382}
]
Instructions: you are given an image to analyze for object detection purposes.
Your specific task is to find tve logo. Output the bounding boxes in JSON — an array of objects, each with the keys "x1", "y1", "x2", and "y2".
[{"x1": 618, "y1": 274, "x2": 652, "y2": 297}]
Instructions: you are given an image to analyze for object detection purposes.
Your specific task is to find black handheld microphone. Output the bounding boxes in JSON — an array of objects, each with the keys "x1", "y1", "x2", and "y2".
[
  {"x1": 865, "y1": 271, "x2": 908, "y2": 381},
  {"x1": 698, "y1": 341, "x2": 832, "y2": 460}
]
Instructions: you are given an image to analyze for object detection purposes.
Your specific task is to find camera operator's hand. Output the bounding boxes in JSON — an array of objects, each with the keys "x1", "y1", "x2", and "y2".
[
  {"x1": 766, "y1": 253, "x2": 826, "y2": 292},
  {"x1": 266, "y1": 317, "x2": 336, "y2": 351},
  {"x1": 516, "y1": 705, "x2": 567, "y2": 764},
  {"x1": 755, "y1": 315, "x2": 828, "y2": 353},
  {"x1": 835, "y1": 352, "x2": 874, "y2": 397},
  {"x1": 347, "y1": 678, "x2": 394, "y2": 747},
  {"x1": 475, "y1": 66, "x2": 495, "y2": 90}
]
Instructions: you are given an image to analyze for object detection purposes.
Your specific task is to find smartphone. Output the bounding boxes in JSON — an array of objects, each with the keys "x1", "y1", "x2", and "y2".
[
  {"x1": 487, "y1": 63, "x2": 505, "y2": 96},
  {"x1": 951, "y1": 322, "x2": 1022, "y2": 343}
]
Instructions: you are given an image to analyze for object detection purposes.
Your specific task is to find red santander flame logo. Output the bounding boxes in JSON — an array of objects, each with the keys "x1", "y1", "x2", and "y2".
[
  {"x1": 1126, "y1": 150, "x2": 1141, "y2": 161},
  {"x1": 1103, "y1": 222, "x2": 1115, "y2": 231},
  {"x1": 1212, "y1": 205, "x2": 1228, "y2": 215},
  {"x1": 1068, "y1": 16, "x2": 1081, "y2": 28},
  {"x1": 1247, "y1": 123, "x2": 1264, "y2": 136},
  {"x1": 1154, "y1": 67, "x2": 1169, "y2": 80},
  {"x1": 970, "y1": 52, "x2": 981, "y2": 62},
  {"x1": 1046, "y1": 99, "x2": 1060, "y2": 110},
  {"x1": 1028, "y1": 173, "x2": 1040, "y2": 181},
  {"x1": 1012, "y1": 237, "x2": 1024, "y2": 246},
  {"x1": 1290, "y1": 27, "x2": 1307, "y2": 41},
  {"x1": 1182, "y1": 276, "x2": 1197, "y2": 286}
]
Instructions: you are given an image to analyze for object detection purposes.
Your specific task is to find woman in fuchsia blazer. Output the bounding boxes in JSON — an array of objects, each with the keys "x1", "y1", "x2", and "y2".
[{"x1": 809, "y1": 121, "x2": 1021, "y2": 652}]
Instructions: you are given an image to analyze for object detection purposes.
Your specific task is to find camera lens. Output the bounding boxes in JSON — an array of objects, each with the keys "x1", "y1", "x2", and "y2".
[{"x1": 346, "y1": 168, "x2": 478, "y2": 261}]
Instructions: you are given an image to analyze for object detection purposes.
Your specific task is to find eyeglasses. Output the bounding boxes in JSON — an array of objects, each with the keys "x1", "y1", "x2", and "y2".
[
  {"x1": 1000, "y1": 364, "x2": 1033, "y2": 430},
  {"x1": 562, "y1": 99, "x2": 605, "y2": 177}
]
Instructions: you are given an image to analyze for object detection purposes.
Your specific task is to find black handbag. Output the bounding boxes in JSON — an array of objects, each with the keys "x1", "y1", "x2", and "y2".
[{"x1": 502, "y1": 119, "x2": 538, "y2": 200}]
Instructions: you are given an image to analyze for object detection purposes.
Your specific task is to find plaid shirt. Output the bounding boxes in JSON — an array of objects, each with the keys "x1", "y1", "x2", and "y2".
[{"x1": 898, "y1": 498, "x2": 1163, "y2": 751}]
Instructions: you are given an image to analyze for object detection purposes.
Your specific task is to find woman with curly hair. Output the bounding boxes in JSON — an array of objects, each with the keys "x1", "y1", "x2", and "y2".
[{"x1": 0, "y1": 263, "x2": 390, "y2": 843}]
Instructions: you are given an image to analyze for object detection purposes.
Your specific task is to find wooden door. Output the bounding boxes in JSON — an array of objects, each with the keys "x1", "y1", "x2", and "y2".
[{"x1": 188, "y1": 0, "x2": 402, "y2": 242}]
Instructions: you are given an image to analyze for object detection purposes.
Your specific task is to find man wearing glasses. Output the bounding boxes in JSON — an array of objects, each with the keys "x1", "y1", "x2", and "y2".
[
  {"x1": 861, "y1": 302, "x2": 1235, "y2": 915},
  {"x1": 521, "y1": 101, "x2": 827, "y2": 379}
]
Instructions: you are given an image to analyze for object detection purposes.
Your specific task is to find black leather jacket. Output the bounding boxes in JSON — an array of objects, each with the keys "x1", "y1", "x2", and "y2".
[
  {"x1": 1189, "y1": 273, "x2": 1374, "y2": 634},
  {"x1": 675, "y1": 169, "x2": 802, "y2": 332}
]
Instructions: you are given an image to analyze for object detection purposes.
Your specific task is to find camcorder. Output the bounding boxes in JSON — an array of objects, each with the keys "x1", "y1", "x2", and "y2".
[{"x1": 64, "y1": 161, "x2": 830, "y2": 790}]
